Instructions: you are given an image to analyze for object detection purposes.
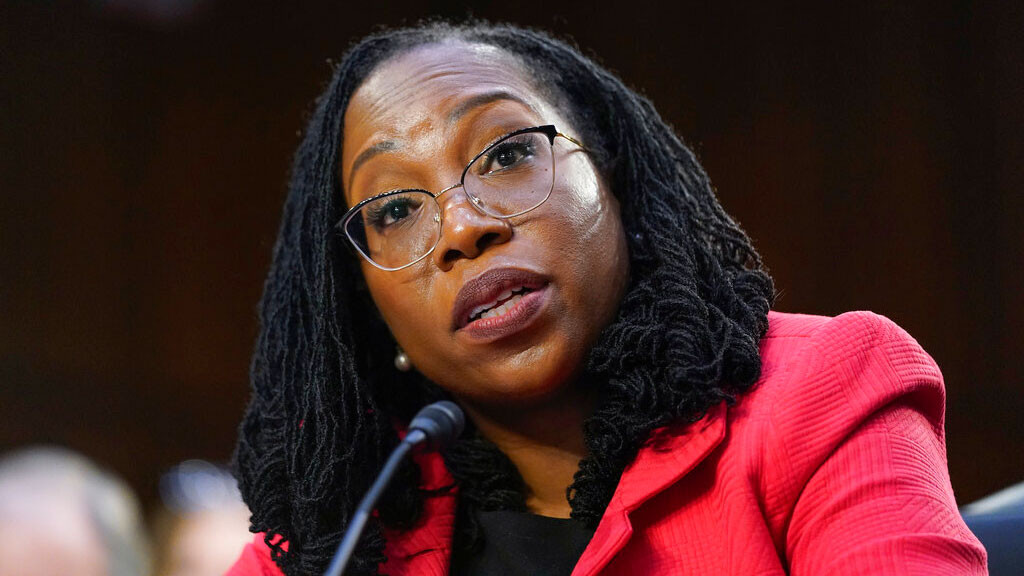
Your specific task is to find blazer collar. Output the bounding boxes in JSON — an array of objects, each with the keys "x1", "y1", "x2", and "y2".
[
  {"x1": 382, "y1": 401, "x2": 728, "y2": 575},
  {"x1": 613, "y1": 401, "x2": 727, "y2": 512},
  {"x1": 571, "y1": 401, "x2": 727, "y2": 576}
]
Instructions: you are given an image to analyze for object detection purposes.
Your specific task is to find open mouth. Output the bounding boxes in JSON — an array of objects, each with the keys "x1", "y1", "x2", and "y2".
[
  {"x1": 452, "y1": 267, "x2": 550, "y2": 334},
  {"x1": 467, "y1": 286, "x2": 536, "y2": 323},
  {"x1": 459, "y1": 283, "x2": 550, "y2": 342}
]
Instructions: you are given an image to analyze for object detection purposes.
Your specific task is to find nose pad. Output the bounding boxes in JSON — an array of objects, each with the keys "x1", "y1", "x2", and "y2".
[{"x1": 432, "y1": 189, "x2": 512, "y2": 269}]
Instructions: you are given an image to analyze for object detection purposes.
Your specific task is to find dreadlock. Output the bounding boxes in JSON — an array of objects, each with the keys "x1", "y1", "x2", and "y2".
[{"x1": 233, "y1": 20, "x2": 774, "y2": 576}]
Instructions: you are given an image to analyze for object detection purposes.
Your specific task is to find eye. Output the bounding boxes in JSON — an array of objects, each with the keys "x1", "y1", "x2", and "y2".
[
  {"x1": 367, "y1": 196, "x2": 422, "y2": 229},
  {"x1": 478, "y1": 137, "x2": 536, "y2": 175}
]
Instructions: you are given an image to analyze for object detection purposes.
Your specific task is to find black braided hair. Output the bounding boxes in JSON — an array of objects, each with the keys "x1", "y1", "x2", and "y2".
[{"x1": 233, "y1": 20, "x2": 774, "y2": 576}]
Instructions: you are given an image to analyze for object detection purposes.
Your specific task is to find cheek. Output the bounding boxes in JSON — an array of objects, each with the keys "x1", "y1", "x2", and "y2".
[
  {"x1": 557, "y1": 154, "x2": 605, "y2": 237},
  {"x1": 361, "y1": 266, "x2": 438, "y2": 344},
  {"x1": 553, "y1": 154, "x2": 626, "y2": 276},
  {"x1": 544, "y1": 154, "x2": 629, "y2": 328}
]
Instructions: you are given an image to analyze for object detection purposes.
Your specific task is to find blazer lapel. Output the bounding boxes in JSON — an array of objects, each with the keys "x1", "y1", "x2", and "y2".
[{"x1": 571, "y1": 402, "x2": 727, "y2": 575}]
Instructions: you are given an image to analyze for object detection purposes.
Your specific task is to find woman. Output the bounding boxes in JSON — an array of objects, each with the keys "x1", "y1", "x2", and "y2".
[{"x1": 228, "y1": 21, "x2": 986, "y2": 576}]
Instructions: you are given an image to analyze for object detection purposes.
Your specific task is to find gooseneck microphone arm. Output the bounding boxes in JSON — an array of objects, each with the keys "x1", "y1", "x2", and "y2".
[
  {"x1": 324, "y1": 401, "x2": 465, "y2": 576},
  {"x1": 323, "y1": 436, "x2": 417, "y2": 576}
]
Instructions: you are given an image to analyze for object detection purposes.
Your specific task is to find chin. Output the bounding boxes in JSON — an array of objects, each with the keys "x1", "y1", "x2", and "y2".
[{"x1": 458, "y1": 338, "x2": 589, "y2": 409}]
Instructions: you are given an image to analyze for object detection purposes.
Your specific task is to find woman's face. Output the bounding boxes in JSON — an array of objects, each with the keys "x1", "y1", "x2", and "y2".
[{"x1": 340, "y1": 41, "x2": 629, "y2": 411}]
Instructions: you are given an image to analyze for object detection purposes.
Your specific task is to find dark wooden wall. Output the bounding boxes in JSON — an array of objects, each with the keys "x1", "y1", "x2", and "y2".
[{"x1": 2, "y1": 1, "x2": 1021, "y2": 506}]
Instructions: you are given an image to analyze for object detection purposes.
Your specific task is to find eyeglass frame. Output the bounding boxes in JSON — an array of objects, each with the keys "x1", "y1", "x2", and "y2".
[{"x1": 337, "y1": 124, "x2": 585, "y2": 272}]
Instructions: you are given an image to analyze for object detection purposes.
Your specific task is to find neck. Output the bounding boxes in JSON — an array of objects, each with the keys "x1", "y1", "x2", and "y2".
[{"x1": 460, "y1": 385, "x2": 595, "y2": 518}]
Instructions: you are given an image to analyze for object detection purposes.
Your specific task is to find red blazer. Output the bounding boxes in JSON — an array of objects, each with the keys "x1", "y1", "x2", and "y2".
[{"x1": 228, "y1": 311, "x2": 988, "y2": 575}]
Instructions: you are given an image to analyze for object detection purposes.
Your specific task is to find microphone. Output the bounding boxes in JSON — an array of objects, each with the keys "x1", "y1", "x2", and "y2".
[{"x1": 324, "y1": 401, "x2": 465, "y2": 576}]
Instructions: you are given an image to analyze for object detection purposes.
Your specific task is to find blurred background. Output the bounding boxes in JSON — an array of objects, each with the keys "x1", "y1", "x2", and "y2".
[{"x1": 1, "y1": 0, "x2": 1022, "y2": 569}]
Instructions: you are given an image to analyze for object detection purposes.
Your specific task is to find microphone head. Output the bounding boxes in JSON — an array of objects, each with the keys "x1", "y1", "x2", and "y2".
[{"x1": 407, "y1": 401, "x2": 465, "y2": 451}]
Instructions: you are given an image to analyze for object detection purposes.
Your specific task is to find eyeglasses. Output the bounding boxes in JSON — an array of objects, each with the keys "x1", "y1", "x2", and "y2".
[{"x1": 338, "y1": 125, "x2": 584, "y2": 271}]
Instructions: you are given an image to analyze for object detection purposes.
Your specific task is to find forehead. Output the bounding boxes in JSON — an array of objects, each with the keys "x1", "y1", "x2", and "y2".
[{"x1": 339, "y1": 41, "x2": 555, "y2": 183}]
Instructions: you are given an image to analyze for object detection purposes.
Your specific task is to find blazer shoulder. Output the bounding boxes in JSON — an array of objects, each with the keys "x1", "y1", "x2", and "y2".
[
  {"x1": 741, "y1": 310, "x2": 947, "y2": 456},
  {"x1": 762, "y1": 309, "x2": 927, "y2": 349},
  {"x1": 759, "y1": 310, "x2": 943, "y2": 400},
  {"x1": 732, "y1": 311, "x2": 950, "y2": 529},
  {"x1": 802, "y1": 311, "x2": 944, "y2": 423}
]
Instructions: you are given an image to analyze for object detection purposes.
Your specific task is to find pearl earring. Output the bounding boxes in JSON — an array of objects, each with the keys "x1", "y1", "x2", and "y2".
[{"x1": 394, "y1": 347, "x2": 412, "y2": 372}]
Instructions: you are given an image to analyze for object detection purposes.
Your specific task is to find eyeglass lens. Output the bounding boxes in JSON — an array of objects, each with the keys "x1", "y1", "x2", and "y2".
[{"x1": 345, "y1": 130, "x2": 555, "y2": 270}]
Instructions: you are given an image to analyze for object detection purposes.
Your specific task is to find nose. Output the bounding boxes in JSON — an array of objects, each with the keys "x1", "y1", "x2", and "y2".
[{"x1": 431, "y1": 187, "x2": 512, "y2": 271}]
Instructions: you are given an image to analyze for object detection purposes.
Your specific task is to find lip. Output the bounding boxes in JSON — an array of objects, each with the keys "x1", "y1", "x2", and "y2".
[
  {"x1": 459, "y1": 285, "x2": 550, "y2": 342},
  {"x1": 451, "y1": 267, "x2": 550, "y2": 332}
]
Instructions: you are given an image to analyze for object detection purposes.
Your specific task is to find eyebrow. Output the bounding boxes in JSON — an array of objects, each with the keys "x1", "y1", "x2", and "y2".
[
  {"x1": 347, "y1": 90, "x2": 535, "y2": 193},
  {"x1": 348, "y1": 140, "x2": 399, "y2": 192}
]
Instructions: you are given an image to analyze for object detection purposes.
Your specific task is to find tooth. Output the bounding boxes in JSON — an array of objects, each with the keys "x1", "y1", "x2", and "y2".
[
  {"x1": 504, "y1": 296, "x2": 521, "y2": 313},
  {"x1": 498, "y1": 289, "x2": 512, "y2": 301},
  {"x1": 474, "y1": 293, "x2": 528, "y2": 323},
  {"x1": 473, "y1": 299, "x2": 498, "y2": 319}
]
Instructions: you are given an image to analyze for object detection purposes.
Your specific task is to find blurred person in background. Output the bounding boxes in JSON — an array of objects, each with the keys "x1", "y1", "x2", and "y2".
[
  {"x1": 0, "y1": 446, "x2": 151, "y2": 576},
  {"x1": 152, "y1": 460, "x2": 252, "y2": 576}
]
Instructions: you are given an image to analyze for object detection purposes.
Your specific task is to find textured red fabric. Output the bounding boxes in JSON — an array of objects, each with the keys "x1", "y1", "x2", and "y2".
[{"x1": 227, "y1": 311, "x2": 988, "y2": 575}]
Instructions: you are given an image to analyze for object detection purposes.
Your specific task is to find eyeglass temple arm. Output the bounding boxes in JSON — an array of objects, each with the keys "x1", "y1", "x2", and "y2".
[{"x1": 557, "y1": 132, "x2": 585, "y2": 149}]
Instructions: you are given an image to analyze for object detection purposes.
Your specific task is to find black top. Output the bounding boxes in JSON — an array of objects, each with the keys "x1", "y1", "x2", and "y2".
[{"x1": 449, "y1": 510, "x2": 596, "y2": 576}]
